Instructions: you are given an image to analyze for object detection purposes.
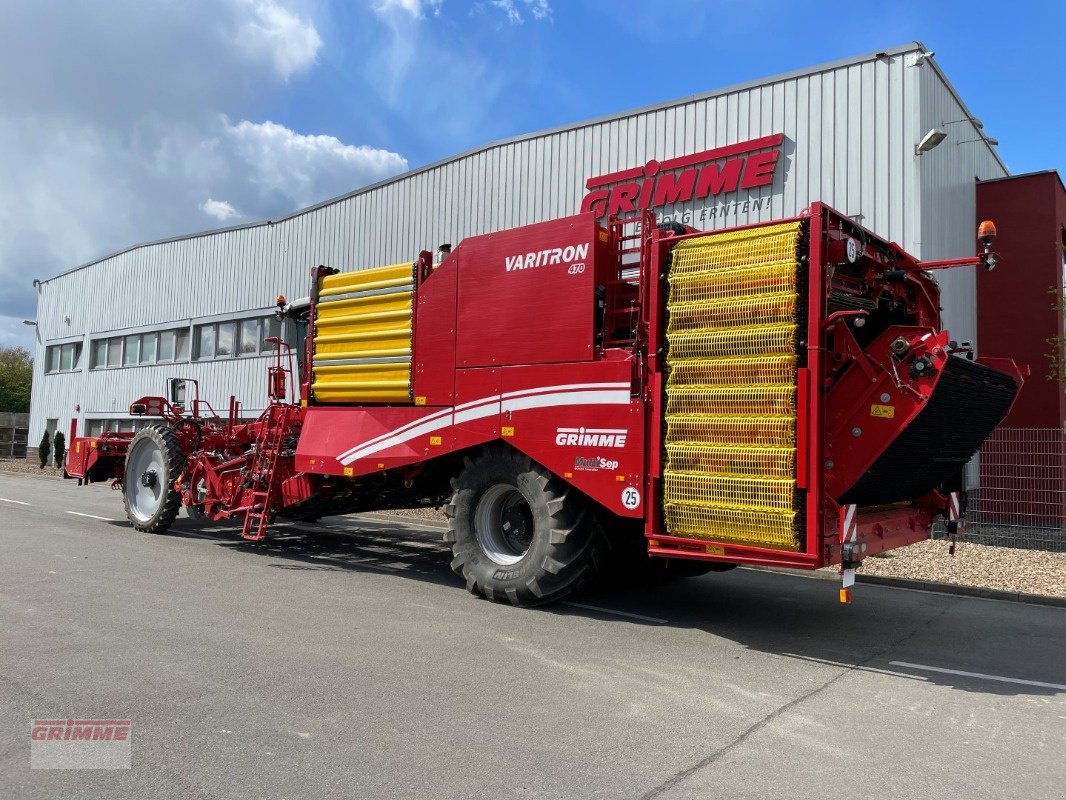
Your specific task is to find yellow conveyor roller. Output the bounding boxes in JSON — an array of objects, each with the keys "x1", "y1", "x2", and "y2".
[
  {"x1": 312, "y1": 261, "x2": 415, "y2": 404},
  {"x1": 662, "y1": 222, "x2": 804, "y2": 551}
]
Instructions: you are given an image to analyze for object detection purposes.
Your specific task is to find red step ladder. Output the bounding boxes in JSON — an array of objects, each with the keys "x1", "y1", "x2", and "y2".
[{"x1": 241, "y1": 404, "x2": 293, "y2": 541}]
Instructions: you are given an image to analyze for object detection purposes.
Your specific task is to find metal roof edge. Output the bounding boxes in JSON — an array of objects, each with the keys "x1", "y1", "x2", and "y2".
[
  {"x1": 41, "y1": 42, "x2": 924, "y2": 285},
  {"x1": 977, "y1": 169, "x2": 1064, "y2": 194},
  {"x1": 921, "y1": 50, "x2": 1009, "y2": 176}
]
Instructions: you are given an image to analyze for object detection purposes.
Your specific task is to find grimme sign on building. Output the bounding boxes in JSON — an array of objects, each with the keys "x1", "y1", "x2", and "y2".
[{"x1": 580, "y1": 133, "x2": 785, "y2": 224}]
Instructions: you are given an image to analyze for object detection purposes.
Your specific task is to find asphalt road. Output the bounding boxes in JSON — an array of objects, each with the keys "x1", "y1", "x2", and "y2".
[{"x1": 1, "y1": 471, "x2": 1064, "y2": 800}]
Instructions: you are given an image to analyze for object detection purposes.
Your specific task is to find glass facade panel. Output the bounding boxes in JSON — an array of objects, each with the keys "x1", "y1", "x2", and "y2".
[
  {"x1": 176, "y1": 329, "x2": 190, "y2": 361},
  {"x1": 240, "y1": 319, "x2": 258, "y2": 354},
  {"x1": 263, "y1": 316, "x2": 281, "y2": 353},
  {"x1": 140, "y1": 333, "x2": 157, "y2": 364},
  {"x1": 195, "y1": 325, "x2": 214, "y2": 359},
  {"x1": 216, "y1": 322, "x2": 235, "y2": 357},
  {"x1": 158, "y1": 331, "x2": 175, "y2": 361},
  {"x1": 123, "y1": 335, "x2": 139, "y2": 366},
  {"x1": 91, "y1": 340, "x2": 107, "y2": 369},
  {"x1": 106, "y1": 337, "x2": 122, "y2": 367}
]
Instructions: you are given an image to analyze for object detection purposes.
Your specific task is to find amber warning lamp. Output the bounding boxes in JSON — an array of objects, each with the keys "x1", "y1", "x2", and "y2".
[
  {"x1": 978, "y1": 220, "x2": 997, "y2": 271},
  {"x1": 276, "y1": 294, "x2": 287, "y2": 308}
]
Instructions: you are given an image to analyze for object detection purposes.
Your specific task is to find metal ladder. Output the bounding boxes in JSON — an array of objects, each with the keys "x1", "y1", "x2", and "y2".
[{"x1": 240, "y1": 404, "x2": 290, "y2": 541}]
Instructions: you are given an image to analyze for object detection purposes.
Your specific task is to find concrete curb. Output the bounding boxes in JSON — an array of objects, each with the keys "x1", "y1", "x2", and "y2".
[
  {"x1": 749, "y1": 566, "x2": 1066, "y2": 609},
  {"x1": 854, "y1": 573, "x2": 1066, "y2": 609}
]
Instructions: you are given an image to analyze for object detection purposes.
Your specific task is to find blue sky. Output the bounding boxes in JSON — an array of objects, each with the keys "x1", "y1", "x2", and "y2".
[
  {"x1": 293, "y1": 0, "x2": 1064, "y2": 176},
  {"x1": 0, "y1": 0, "x2": 1063, "y2": 350}
]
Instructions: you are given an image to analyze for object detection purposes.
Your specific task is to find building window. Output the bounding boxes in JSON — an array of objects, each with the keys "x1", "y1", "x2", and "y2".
[
  {"x1": 141, "y1": 333, "x2": 157, "y2": 364},
  {"x1": 106, "y1": 337, "x2": 121, "y2": 368},
  {"x1": 192, "y1": 316, "x2": 286, "y2": 361},
  {"x1": 89, "y1": 328, "x2": 189, "y2": 370},
  {"x1": 45, "y1": 342, "x2": 82, "y2": 374},
  {"x1": 216, "y1": 322, "x2": 236, "y2": 357},
  {"x1": 123, "y1": 335, "x2": 140, "y2": 366},
  {"x1": 240, "y1": 319, "x2": 258, "y2": 354}
]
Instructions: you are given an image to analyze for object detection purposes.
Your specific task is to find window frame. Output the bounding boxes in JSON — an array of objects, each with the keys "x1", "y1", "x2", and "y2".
[{"x1": 45, "y1": 342, "x2": 82, "y2": 374}]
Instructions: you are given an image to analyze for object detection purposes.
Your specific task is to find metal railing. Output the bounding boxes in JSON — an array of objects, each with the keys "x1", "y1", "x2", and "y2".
[{"x1": 953, "y1": 427, "x2": 1066, "y2": 552}]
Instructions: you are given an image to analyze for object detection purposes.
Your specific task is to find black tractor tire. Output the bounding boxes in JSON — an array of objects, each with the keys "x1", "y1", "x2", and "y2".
[
  {"x1": 445, "y1": 444, "x2": 607, "y2": 607},
  {"x1": 122, "y1": 424, "x2": 185, "y2": 534}
]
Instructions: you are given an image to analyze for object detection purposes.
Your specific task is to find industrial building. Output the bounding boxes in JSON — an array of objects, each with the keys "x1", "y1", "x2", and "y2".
[{"x1": 28, "y1": 42, "x2": 1005, "y2": 446}]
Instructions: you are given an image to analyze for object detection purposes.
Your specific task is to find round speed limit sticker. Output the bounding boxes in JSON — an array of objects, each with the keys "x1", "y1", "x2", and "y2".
[{"x1": 621, "y1": 486, "x2": 641, "y2": 510}]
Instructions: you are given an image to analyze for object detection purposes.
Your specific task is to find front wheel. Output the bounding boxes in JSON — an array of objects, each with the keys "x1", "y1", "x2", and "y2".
[
  {"x1": 445, "y1": 444, "x2": 606, "y2": 606},
  {"x1": 123, "y1": 424, "x2": 185, "y2": 534}
]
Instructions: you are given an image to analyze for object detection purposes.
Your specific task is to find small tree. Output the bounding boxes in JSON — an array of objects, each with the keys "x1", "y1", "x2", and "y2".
[
  {"x1": 38, "y1": 430, "x2": 51, "y2": 469},
  {"x1": 53, "y1": 431, "x2": 65, "y2": 470}
]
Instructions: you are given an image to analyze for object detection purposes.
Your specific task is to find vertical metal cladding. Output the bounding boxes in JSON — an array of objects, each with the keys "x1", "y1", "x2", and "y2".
[
  {"x1": 662, "y1": 222, "x2": 805, "y2": 550},
  {"x1": 310, "y1": 263, "x2": 415, "y2": 404}
]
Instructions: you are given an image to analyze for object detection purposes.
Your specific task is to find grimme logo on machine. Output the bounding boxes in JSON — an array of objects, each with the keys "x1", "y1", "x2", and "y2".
[
  {"x1": 580, "y1": 132, "x2": 783, "y2": 218},
  {"x1": 505, "y1": 242, "x2": 590, "y2": 272},
  {"x1": 555, "y1": 427, "x2": 628, "y2": 448}
]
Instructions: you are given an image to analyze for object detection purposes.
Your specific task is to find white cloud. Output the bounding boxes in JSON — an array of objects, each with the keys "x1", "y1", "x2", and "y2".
[
  {"x1": 201, "y1": 199, "x2": 243, "y2": 222},
  {"x1": 524, "y1": 0, "x2": 552, "y2": 20},
  {"x1": 221, "y1": 119, "x2": 408, "y2": 211},
  {"x1": 0, "y1": 0, "x2": 408, "y2": 350},
  {"x1": 489, "y1": 0, "x2": 522, "y2": 23},
  {"x1": 373, "y1": 0, "x2": 443, "y2": 18},
  {"x1": 488, "y1": 0, "x2": 552, "y2": 24},
  {"x1": 234, "y1": 0, "x2": 323, "y2": 79}
]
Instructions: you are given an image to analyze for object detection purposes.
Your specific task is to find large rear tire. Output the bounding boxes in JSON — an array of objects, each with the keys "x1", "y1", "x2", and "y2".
[
  {"x1": 445, "y1": 444, "x2": 606, "y2": 607},
  {"x1": 123, "y1": 424, "x2": 185, "y2": 534}
]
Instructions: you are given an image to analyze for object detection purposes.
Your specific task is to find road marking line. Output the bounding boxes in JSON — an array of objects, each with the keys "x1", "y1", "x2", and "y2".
[
  {"x1": 65, "y1": 511, "x2": 117, "y2": 522},
  {"x1": 0, "y1": 498, "x2": 31, "y2": 505},
  {"x1": 890, "y1": 661, "x2": 1066, "y2": 691},
  {"x1": 562, "y1": 602, "x2": 668, "y2": 625}
]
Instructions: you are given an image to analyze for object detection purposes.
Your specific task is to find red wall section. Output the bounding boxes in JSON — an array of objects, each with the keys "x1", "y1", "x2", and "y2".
[{"x1": 976, "y1": 172, "x2": 1066, "y2": 428}]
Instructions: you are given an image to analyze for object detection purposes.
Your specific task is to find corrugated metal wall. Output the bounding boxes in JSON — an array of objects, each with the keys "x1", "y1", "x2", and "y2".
[
  {"x1": 30, "y1": 43, "x2": 997, "y2": 438},
  {"x1": 918, "y1": 60, "x2": 1007, "y2": 350}
]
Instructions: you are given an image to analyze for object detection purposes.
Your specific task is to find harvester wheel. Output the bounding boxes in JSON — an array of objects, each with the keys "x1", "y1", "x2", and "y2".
[
  {"x1": 445, "y1": 444, "x2": 606, "y2": 607},
  {"x1": 123, "y1": 424, "x2": 185, "y2": 534}
]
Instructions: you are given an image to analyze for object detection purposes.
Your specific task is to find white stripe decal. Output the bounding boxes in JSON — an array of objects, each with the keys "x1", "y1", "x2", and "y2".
[
  {"x1": 501, "y1": 390, "x2": 631, "y2": 413},
  {"x1": 338, "y1": 385, "x2": 632, "y2": 465},
  {"x1": 335, "y1": 382, "x2": 629, "y2": 461},
  {"x1": 454, "y1": 401, "x2": 501, "y2": 425},
  {"x1": 500, "y1": 382, "x2": 629, "y2": 399}
]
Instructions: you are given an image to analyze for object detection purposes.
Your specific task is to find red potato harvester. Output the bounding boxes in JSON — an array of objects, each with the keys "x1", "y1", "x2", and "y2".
[{"x1": 66, "y1": 204, "x2": 1023, "y2": 606}]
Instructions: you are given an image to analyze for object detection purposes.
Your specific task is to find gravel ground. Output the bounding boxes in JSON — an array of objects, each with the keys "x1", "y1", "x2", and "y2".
[
  {"x1": 6, "y1": 460, "x2": 1062, "y2": 598},
  {"x1": 852, "y1": 539, "x2": 1066, "y2": 598},
  {"x1": 0, "y1": 458, "x2": 63, "y2": 477}
]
